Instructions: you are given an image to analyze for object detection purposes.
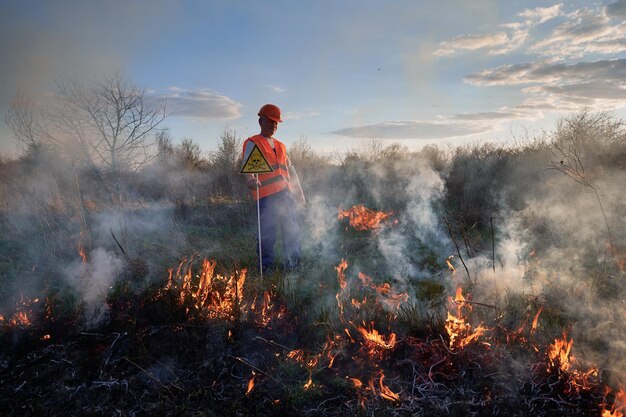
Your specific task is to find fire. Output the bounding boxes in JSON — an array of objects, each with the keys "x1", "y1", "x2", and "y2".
[
  {"x1": 546, "y1": 331, "x2": 599, "y2": 392},
  {"x1": 355, "y1": 321, "x2": 397, "y2": 350},
  {"x1": 547, "y1": 331, "x2": 574, "y2": 373},
  {"x1": 336, "y1": 259, "x2": 348, "y2": 290},
  {"x1": 9, "y1": 311, "x2": 31, "y2": 326},
  {"x1": 285, "y1": 337, "x2": 340, "y2": 389},
  {"x1": 531, "y1": 306, "x2": 543, "y2": 335},
  {"x1": 2, "y1": 295, "x2": 42, "y2": 328},
  {"x1": 349, "y1": 377, "x2": 363, "y2": 388},
  {"x1": 445, "y1": 288, "x2": 486, "y2": 350},
  {"x1": 603, "y1": 387, "x2": 626, "y2": 417},
  {"x1": 335, "y1": 259, "x2": 349, "y2": 321},
  {"x1": 78, "y1": 246, "x2": 87, "y2": 264},
  {"x1": 338, "y1": 204, "x2": 393, "y2": 231},
  {"x1": 246, "y1": 372, "x2": 255, "y2": 395},
  {"x1": 446, "y1": 255, "x2": 456, "y2": 272},
  {"x1": 356, "y1": 272, "x2": 408, "y2": 313},
  {"x1": 367, "y1": 372, "x2": 399, "y2": 402},
  {"x1": 159, "y1": 257, "x2": 247, "y2": 321}
]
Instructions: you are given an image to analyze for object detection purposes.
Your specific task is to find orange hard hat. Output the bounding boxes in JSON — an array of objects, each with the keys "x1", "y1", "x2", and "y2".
[{"x1": 258, "y1": 104, "x2": 283, "y2": 123}]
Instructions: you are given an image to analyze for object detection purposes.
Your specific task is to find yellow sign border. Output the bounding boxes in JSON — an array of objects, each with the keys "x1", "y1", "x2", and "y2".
[{"x1": 240, "y1": 144, "x2": 273, "y2": 174}]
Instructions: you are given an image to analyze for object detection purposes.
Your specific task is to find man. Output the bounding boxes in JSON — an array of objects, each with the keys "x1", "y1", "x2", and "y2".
[{"x1": 242, "y1": 104, "x2": 305, "y2": 273}]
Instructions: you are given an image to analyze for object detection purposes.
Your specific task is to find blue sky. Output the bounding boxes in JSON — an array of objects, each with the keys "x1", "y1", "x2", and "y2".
[{"x1": 2, "y1": 0, "x2": 626, "y2": 155}]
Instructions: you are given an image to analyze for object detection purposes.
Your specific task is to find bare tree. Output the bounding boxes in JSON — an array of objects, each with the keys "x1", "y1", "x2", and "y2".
[
  {"x1": 6, "y1": 73, "x2": 166, "y2": 176},
  {"x1": 5, "y1": 92, "x2": 41, "y2": 152},
  {"x1": 548, "y1": 111, "x2": 624, "y2": 246},
  {"x1": 210, "y1": 129, "x2": 242, "y2": 197}
]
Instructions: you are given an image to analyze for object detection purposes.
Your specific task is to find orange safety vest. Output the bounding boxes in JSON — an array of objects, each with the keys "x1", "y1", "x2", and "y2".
[{"x1": 242, "y1": 135, "x2": 291, "y2": 200}]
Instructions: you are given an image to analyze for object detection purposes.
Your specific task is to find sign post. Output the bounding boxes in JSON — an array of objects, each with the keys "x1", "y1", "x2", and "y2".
[
  {"x1": 240, "y1": 144, "x2": 273, "y2": 277},
  {"x1": 255, "y1": 174, "x2": 262, "y2": 276}
]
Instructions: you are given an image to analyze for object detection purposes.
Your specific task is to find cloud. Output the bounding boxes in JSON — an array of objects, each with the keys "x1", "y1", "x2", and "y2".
[
  {"x1": 519, "y1": 3, "x2": 563, "y2": 24},
  {"x1": 537, "y1": 81, "x2": 626, "y2": 100},
  {"x1": 464, "y1": 59, "x2": 626, "y2": 86},
  {"x1": 151, "y1": 88, "x2": 242, "y2": 121},
  {"x1": 529, "y1": 7, "x2": 626, "y2": 58},
  {"x1": 606, "y1": 0, "x2": 626, "y2": 18},
  {"x1": 465, "y1": 59, "x2": 626, "y2": 114},
  {"x1": 433, "y1": 4, "x2": 561, "y2": 57},
  {"x1": 434, "y1": 3, "x2": 626, "y2": 59},
  {"x1": 267, "y1": 84, "x2": 285, "y2": 93},
  {"x1": 330, "y1": 120, "x2": 493, "y2": 139},
  {"x1": 434, "y1": 33, "x2": 510, "y2": 56},
  {"x1": 452, "y1": 110, "x2": 526, "y2": 121},
  {"x1": 283, "y1": 110, "x2": 320, "y2": 120}
]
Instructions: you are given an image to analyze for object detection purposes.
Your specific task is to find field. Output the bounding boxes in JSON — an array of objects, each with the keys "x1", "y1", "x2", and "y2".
[{"x1": 1, "y1": 111, "x2": 625, "y2": 416}]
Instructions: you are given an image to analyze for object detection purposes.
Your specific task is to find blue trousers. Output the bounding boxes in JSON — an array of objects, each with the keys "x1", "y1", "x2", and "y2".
[{"x1": 258, "y1": 189, "x2": 301, "y2": 272}]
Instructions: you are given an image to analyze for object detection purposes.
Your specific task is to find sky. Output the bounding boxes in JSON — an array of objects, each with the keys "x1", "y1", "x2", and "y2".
[{"x1": 2, "y1": 0, "x2": 626, "y2": 156}]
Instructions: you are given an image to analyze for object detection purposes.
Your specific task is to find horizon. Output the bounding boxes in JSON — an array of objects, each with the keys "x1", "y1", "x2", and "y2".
[{"x1": 2, "y1": 0, "x2": 626, "y2": 157}]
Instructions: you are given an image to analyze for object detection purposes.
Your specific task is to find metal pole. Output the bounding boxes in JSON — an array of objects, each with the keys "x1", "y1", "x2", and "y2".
[{"x1": 256, "y1": 174, "x2": 262, "y2": 277}]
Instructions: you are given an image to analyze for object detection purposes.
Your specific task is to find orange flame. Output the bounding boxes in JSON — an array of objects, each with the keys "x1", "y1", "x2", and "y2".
[
  {"x1": 9, "y1": 311, "x2": 31, "y2": 326},
  {"x1": 368, "y1": 372, "x2": 399, "y2": 402},
  {"x1": 2, "y1": 295, "x2": 41, "y2": 328},
  {"x1": 246, "y1": 372, "x2": 255, "y2": 395},
  {"x1": 446, "y1": 255, "x2": 456, "y2": 272},
  {"x1": 445, "y1": 287, "x2": 486, "y2": 350},
  {"x1": 336, "y1": 259, "x2": 348, "y2": 290},
  {"x1": 357, "y1": 272, "x2": 408, "y2": 313},
  {"x1": 378, "y1": 373, "x2": 400, "y2": 402},
  {"x1": 546, "y1": 331, "x2": 599, "y2": 392},
  {"x1": 531, "y1": 306, "x2": 543, "y2": 335},
  {"x1": 335, "y1": 259, "x2": 349, "y2": 321},
  {"x1": 356, "y1": 322, "x2": 397, "y2": 350},
  {"x1": 603, "y1": 387, "x2": 626, "y2": 417},
  {"x1": 547, "y1": 331, "x2": 574, "y2": 373},
  {"x1": 349, "y1": 377, "x2": 363, "y2": 388},
  {"x1": 78, "y1": 246, "x2": 87, "y2": 264},
  {"x1": 159, "y1": 257, "x2": 247, "y2": 321},
  {"x1": 338, "y1": 204, "x2": 393, "y2": 231}
]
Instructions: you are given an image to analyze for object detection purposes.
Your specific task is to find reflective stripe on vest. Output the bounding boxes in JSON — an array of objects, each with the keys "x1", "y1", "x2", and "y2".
[{"x1": 242, "y1": 135, "x2": 291, "y2": 200}]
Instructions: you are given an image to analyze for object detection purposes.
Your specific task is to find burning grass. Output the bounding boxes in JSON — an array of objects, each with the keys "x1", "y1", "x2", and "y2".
[{"x1": 1, "y1": 251, "x2": 622, "y2": 416}]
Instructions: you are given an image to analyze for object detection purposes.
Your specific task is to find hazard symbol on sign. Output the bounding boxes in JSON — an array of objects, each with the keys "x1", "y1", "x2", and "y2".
[{"x1": 240, "y1": 144, "x2": 273, "y2": 174}]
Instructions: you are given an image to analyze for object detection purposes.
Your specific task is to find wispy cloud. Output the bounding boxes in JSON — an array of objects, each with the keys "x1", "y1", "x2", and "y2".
[
  {"x1": 434, "y1": 33, "x2": 510, "y2": 56},
  {"x1": 465, "y1": 58, "x2": 626, "y2": 86},
  {"x1": 330, "y1": 119, "x2": 493, "y2": 139},
  {"x1": 529, "y1": 7, "x2": 626, "y2": 58},
  {"x1": 433, "y1": 4, "x2": 562, "y2": 57},
  {"x1": 466, "y1": 58, "x2": 626, "y2": 113},
  {"x1": 283, "y1": 110, "x2": 320, "y2": 120},
  {"x1": 151, "y1": 87, "x2": 242, "y2": 121},
  {"x1": 267, "y1": 84, "x2": 285, "y2": 93},
  {"x1": 519, "y1": 3, "x2": 563, "y2": 24},
  {"x1": 451, "y1": 110, "x2": 528, "y2": 121}
]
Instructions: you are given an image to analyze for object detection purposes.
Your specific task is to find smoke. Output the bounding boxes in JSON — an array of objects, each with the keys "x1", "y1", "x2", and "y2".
[
  {"x1": 1, "y1": 106, "x2": 624, "y2": 384},
  {"x1": 64, "y1": 247, "x2": 124, "y2": 328},
  {"x1": 375, "y1": 156, "x2": 447, "y2": 282}
]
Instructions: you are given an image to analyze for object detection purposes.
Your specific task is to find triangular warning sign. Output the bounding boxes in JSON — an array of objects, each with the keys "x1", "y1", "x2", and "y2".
[{"x1": 241, "y1": 144, "x2": 273, "y2": 174}]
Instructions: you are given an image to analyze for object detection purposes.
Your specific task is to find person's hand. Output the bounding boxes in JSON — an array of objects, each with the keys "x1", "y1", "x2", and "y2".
[{"x1": 246, "y1": 177, "x2": 260, "y2": 190}]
